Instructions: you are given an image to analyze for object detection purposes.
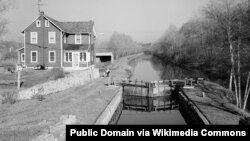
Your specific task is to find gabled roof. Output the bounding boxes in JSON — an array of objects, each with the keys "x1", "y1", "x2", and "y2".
[
  {"x1": 43, "y1": 15, "x2": 64, "y2": 31},
  {"x1": 21, "y1": 12, "x2": 95, "y2": 35}
]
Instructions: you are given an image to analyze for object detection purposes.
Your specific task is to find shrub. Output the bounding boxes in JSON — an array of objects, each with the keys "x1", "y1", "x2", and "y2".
[
  {"x1": 1, "y1": 51, "x2": 18, "y2": 61},
  {"x1": 32, "y1": 94, "x2": 45, "y2": 101},
  {"x1": 0, "y1": 59, "x2": 17, "y2": 66},
  {"x1": 1, "y1": 91, "x2": 18, "y2": 104},
  {"x1": 49, "y1": 68, "x2": 65, "y2": 80}
]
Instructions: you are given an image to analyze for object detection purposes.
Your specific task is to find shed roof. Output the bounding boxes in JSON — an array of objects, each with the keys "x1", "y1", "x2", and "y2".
[{"x1": 63, "y1": 44, "x2": 89, "y2": 50}]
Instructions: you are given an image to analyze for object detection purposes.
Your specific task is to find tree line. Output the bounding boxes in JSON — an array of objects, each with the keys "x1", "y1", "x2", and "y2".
[
  {"x1": 0, "y1": 0, "x2": 19, "y2": 66},
  {"x1": 150, "y1": 0, "x2": 250, "y2": 111},
  {"x1": 96, "y1": 32, "x2": 147, "y2": 60}
]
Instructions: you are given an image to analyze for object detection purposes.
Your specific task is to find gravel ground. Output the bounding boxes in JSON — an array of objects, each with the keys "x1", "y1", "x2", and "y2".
[{"x1": 183, "y1": 81, "x2": 250, "y2": 125}]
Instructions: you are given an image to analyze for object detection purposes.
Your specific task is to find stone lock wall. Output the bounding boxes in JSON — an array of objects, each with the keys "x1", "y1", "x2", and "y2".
[{"x1": 178, "y1": 90, "x2": 211, "y2": 125}]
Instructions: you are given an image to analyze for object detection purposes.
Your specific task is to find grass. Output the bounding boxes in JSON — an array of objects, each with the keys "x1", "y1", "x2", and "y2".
[
  {"x1": 0, "y1": 70, "x2": 55, "y2": 89},
  {"x1": 0, "y1": 68, "x2": 68, "y2": 104},
  {"x1": 32, "y1": 94, "x2": 45, "y2": 101},
  {"x1": 47, "y1": 68, "x2": 65, "y2": 80},
  {"x1": 0, "y1": 54, "x2": 143, "y2": 140},
  {"x1": 0, "y1": 77, "x2": 118, "y2": 140},
  {"x1": 0, "y1": 59, "x2": 17, "y2": 66},
  {"x1": 1, "y1": 91, "x2": 18, "y2": 104},
  {"x1": 0, "y1": 70, "x2": 53, "y2": 98},
  {"x1": 183, "y1": 81, "x2": 250, "y2": 124}
]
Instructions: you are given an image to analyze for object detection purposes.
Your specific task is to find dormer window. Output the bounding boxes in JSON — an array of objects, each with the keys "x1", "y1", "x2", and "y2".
[
  {"x1": 75, "y1": 34, "x2": 82, "y2": 44},
  {"x1": 45, "y1": 20, "x2": 50, "y2": 27},
  {"x1": 36, "y1": 20, "x2": 41, "y2": 27}
]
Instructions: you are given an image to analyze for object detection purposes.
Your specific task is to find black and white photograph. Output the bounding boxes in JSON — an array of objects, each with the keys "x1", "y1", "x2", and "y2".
[{"x1": 0, "y1": 0, "x2": 250, "y2": 140}]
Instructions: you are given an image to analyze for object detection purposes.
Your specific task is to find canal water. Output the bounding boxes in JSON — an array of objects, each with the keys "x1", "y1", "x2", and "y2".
[{"x1": 116, "y1": 57, "x2": 187, "y2": 125}]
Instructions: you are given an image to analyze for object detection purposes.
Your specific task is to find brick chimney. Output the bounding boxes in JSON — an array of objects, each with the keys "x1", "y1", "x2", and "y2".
[{"x1": 40, "y1": 11, "x2": 44, "y2": 16}]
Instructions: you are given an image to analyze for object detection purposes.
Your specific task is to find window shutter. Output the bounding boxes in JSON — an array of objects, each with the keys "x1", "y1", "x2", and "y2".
[{"x1": 86, "y1": 52, "x2": 90, "y2": 62}]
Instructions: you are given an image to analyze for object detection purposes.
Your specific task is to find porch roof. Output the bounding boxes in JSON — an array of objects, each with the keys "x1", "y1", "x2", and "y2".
[
  {"x1": 63, "y1": 44, "x2": 89, "y2": 50},
  {"x1": 16, "y1": 47, "x2": 24, "y2": 52}
]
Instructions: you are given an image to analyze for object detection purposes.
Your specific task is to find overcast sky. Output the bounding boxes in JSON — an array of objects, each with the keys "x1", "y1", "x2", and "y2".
[{"x1": 3, "y1": 0, "x2": 209, "y2": 43}]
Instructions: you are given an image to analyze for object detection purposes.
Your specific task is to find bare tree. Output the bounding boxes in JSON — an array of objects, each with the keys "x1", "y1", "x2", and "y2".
[
  {"x1": 243, "y1": 72, "x2": 250, "y2": 110},
  {"x1": 107, "y1": 32, "x2": 137, "y2": 59},
  {"x1": 0, "y1": 0, "x2": 9, "y2": 37},
  {"x1": 242, "y1": 0, "x2": 250, "y2": 111},
  {"x1": 154, "y1": 25, "x2": 186, "y2": 62},
  {"x1": 204, "y1": 0, "x2": 248, "y2": 108},
  {"x1": 203, "y1": 0, "x2": 250, "y2": 109}
]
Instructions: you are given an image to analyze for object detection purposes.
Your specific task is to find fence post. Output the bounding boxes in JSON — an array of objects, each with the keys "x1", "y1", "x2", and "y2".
[
  {"x1": 158, "y1": 81, "x2": 159, "y2": 96},
  {"x1": 141, "y1": 81, "x2": 143, "y2": 96},
  {"x1": 164, "y1": 80, "x2": 165, "y2": 92},
  {"x1": 17, "y1": 70, "x2": 21, "y2": 89}
]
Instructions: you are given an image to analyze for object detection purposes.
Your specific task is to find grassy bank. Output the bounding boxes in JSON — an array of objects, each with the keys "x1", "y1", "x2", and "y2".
[
  {"x1": 106, "y1": 53, "x2": 144, "y2": 80},
  {"x1": 182, "y1": 81, "x2": 250, "y2": 124},
  {"x1": 0, "y1": 54, "x2": 140, "y2": 140}
]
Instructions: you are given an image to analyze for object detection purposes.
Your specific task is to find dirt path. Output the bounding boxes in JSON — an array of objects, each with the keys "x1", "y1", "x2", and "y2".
[{"x1": 0, "y1": 54, "x2": 142, "y2": 141}]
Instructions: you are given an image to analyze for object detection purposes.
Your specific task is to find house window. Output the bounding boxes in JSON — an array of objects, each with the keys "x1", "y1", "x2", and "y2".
[
  {"x1": 64, "y1": 52, "x2": 72, "y2": 62},
  {"x1": 21, "y1": 53, "x2": 25, "y2": 62},
  {"x1": 30, "y1": 32, "x2": 37, "y2": 44},
  {"x1": 75, "y1": 34, "x2": 82, "y2": 44},
  {"x1": 49, "y1": 51, "x2": 56, "y2": 63},
  {"x1": 31, "y1": 51, "x2": 38, "y2": 63},
  {"x1": 80, "y1": 52, "x2": 87, "y2": 62},
  {"x1": 45, "y1": 20, "x2": 50, "y2": 27},
  {"x1": 36, "y1": 20, "x2": 41, "y2": 27},
  {"x1": 49, "y1": 32, "x2": 56, "y2": 44}
]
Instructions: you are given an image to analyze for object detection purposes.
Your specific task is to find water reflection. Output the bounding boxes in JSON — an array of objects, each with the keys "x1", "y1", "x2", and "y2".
[
  {"x1": 117, "y1": 55, "x2": 192, "y2": 125},
  {"x1": 130, "y1": 55, "x2": 207, "y2": 82},
  {"x1": 117, "y1": 95, "x2": 186, "y2": 125},
  {"x1": 131, "y1": 61, "x2": 161, "y2": 81},
  {"x1": 150, "y1": 56, "x2": 207, "y2": 80}
]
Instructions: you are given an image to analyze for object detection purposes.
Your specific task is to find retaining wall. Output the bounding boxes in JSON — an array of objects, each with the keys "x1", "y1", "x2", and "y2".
[
  {"x1": 178, "y1": 89, "x2": 211, "y2": 125},
  {"x1": 94, "y1": 87, "x2": 122, "y2": 125},
  {"x1": 18, "y1": 68, "x2": 100, "y2": 100}
]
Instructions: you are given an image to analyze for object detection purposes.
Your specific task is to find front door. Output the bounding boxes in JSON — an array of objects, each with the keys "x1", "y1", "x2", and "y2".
[{"x1": 72, "y1": 52, "x2": 79, "y2": 68}]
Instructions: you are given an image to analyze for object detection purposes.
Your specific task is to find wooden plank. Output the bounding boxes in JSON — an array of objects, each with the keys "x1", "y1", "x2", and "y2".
[{"x1": 123, "y1": 83, "x2": 148, "y2": 88}]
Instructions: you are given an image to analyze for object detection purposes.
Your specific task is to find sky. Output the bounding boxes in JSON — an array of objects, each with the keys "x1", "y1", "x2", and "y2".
[{"x1": 2, "y1": 0, "x2": 210, "y2": 43}]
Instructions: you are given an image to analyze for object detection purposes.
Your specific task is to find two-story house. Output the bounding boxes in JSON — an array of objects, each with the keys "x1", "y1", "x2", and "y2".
[{"x1": 17, "y1": 11, "x2": 96, "y2": 70}]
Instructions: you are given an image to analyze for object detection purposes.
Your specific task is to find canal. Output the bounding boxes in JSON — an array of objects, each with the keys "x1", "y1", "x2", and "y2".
[{"x1": 116, "y1": 56, "x2": 188, "y2": 125}]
